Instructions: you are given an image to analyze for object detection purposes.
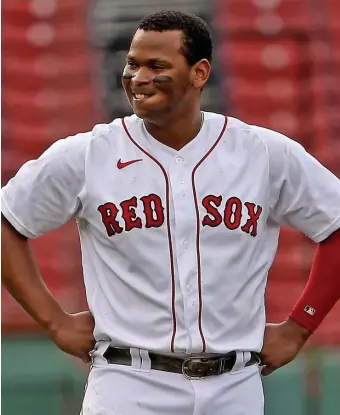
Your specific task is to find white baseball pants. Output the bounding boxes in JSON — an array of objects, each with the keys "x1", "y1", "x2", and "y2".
[{"x1": 81, "y1": 350, "x2": 264, "y2": 415}]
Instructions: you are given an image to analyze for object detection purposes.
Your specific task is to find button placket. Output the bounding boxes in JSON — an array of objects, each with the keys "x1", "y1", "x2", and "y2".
[{"x1": 168, "y1": 158, "x2": 201, "y2": 352}]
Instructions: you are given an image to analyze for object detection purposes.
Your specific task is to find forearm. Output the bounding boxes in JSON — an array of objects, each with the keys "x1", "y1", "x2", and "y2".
[
  {"x1": 289, "y1": 228, "x2": 340, "y2": 332},
  {"x1": 1, "y1": 216, "x2": 66, "y2": 331}
]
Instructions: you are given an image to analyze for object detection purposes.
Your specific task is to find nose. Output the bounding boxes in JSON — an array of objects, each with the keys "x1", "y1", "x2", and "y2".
[{"x1": 133, "y1": 67, "x2": 152, "y2": 85}]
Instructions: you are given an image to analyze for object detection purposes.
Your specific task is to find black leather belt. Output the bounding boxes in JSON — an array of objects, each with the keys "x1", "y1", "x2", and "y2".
[{"x1": 103, "y1": 347, "x2": 259, "y2": 379}]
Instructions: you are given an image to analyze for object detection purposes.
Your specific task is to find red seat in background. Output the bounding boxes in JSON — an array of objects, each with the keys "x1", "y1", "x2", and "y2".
[
  {"x1": 1, "y1": 222, "x2": 84, "y2": 334},
  {"x1": 7, "y1": 120, "x2": 94, "y2": 157},
  {"x1": 2, "y1": 0, "x2": 99, "y2": 338},
  {"x1": 2, "y1": 0, "x2": 87, "y2": 26},
  {"x1": 3, "y1": 88, "x2": 95, "y2": 123},
  {"x1": 2, "y1": 55, "x2": 95, "y2": 91},
  {"x1": 1, "y1": 149, "x2": 32, "y2": 185},
  {"x1": 266, "y1": 280, "x2": 306, "y2": 321},
  {"x1": 226, "y1": 77, "x2": 302, "y2": 116},
  {"x1": 219, "y1": 38, "x2": 304, "y2": 80},
  {"x1": 2, "y1": 22, "x2": 89, "y2": 59},
  {"x1": 214, "y1": 0, "x2": 311, "y2": 32}
]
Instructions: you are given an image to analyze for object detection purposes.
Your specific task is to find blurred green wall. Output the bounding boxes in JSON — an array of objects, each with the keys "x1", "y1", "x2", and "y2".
[
  {"x1": 2, "y1": 336, "x2": 340, "y2": 415},
  {"x1": 1, "y1": 336, "x2": 86, "y2": 415}
]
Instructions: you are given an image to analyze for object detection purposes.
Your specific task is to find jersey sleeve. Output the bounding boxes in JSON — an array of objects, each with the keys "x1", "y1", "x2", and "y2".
[
  {"x1": 256, "y1": 126, "x2": 340, "y2": 242},
  {"x1": 1, "y1": 132, "x2": 92, "y2": 239}
]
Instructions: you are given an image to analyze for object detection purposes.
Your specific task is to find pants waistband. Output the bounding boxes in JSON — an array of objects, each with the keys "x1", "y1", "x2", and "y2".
[{"x1": 103, "y1": 347, "x2": 259, "y2": 379}]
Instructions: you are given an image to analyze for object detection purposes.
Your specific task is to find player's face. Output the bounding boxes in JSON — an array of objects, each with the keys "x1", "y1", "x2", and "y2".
[{"x1": 122, "y1": 29, "x2": 201, "y2": 122}]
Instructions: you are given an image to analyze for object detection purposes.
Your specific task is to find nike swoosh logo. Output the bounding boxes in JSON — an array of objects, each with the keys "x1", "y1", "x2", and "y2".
[{"x1": 117, "y1": 158, "x2": 142, "y2": 169}]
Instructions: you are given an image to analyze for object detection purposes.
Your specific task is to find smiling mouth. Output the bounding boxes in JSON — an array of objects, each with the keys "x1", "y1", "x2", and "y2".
[{"x1": 133, "y1": 93, "x2": 153, "y2": 100}]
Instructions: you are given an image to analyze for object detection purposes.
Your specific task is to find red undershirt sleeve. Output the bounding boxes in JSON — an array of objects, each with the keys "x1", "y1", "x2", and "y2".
[{"x1": 289, "y1": 228, "x2": 340, "y2": 332}]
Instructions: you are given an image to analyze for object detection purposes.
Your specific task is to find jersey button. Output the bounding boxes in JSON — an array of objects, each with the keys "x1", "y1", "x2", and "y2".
[
  {"x1": 179, "y1": 178, "x2": 185, "y2": 184},
  {"x1": 186, "y1": 284, "x2": 192, "y2": 293},
  {"x1": 176, "y1": 157, "x2": 183, "y2": 164},
  {"x1": 183, "y1": 241, "x2": 189, "y2": 249}
]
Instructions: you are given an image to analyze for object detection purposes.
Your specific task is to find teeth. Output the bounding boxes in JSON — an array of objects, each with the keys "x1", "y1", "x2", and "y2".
[{"x1": 134, "y1": 94, "x2": 150, "y2": 99}]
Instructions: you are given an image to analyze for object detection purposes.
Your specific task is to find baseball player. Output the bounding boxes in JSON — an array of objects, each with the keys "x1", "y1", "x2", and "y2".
[{"x1": 2, "y1": 10, "x2": 340, "y2": 415}]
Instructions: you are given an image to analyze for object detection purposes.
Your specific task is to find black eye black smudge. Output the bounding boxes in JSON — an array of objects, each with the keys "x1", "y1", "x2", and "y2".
[{"x1": 152, "y1": 75, "x2": 173, "y2": 83}]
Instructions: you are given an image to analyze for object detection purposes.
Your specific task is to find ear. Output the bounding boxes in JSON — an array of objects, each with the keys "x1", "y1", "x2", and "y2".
[{"x1": 191, "y1": 59, "x2": 211, "y2": 89}]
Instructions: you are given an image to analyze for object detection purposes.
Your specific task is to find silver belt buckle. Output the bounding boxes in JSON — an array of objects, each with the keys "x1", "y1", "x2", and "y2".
[
  {"x1": 182, "y1": 357, "x2": 224, "y2": 379},
  {"x1": 182, "y1": 357, "x2": 205, "y2": 380}
]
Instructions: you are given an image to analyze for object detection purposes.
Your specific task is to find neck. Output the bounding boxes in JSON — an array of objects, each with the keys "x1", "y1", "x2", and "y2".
[{"x1": 144, "y1": 107, "x2": 203, "y2": 151}]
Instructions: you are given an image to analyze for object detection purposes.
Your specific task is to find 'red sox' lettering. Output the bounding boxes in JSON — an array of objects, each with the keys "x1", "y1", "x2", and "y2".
[
  {"x1": 202, "y1": 195, "x2": 263, "y2": 237},
  {"x1": 98, "y1": 194, "x2": 164, "y2": 236},
  {"x1": 120, "y1": 196, "x2": 142, "y2": 232},
  {"x1": 241, "y1": 202, "x2": 263, "y2": 237},
  {"x1": 140, "y1": 193, "x2": 165, "y2": 228},
  {"x1": 97, "y1": 202, "x2": 123, "y2": 236},
  {"x1": 202, "y1": 195, "x2": 223, "y2": 227},
  {"x1": 98, "y1": 194, "x2": 262, "y2": 237},
  {"x1": 224, "y1": 197, "x2": 243, "y2": 230}
]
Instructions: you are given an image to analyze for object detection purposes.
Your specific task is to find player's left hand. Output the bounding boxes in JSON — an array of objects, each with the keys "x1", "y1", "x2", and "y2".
[{"x1": 259, "y1": 318, "x2": 311, "y2": 376}]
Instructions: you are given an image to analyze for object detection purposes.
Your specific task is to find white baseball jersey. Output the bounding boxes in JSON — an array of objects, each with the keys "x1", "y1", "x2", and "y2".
[{"x1": 2, "y1": 112, "x2": 340, "y2": 356}]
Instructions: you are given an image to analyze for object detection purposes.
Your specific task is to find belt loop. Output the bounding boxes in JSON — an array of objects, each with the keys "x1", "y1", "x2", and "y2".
[
  {"x1": 129, "y1": 347, "x2": 142, "y2": 371},
  {"x1": 230, "y1": 351, "x2": 245, "y2": 373},
  {"x1": 243, "y1": 351, "x2": 252, "y2": 366},
  {"x1": 139, "y1": 349, "x2": 151, "y2": 372}
]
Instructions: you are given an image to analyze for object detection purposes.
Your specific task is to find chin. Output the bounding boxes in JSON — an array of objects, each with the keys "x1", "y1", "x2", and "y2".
[
  {"x1": 132, "y1": 102, "x2": 158, "y2": 119},
  {"x1": 133, "y1": 107, "x2": 149, "y2": 119},
  {"x1": 132, "y1": 96, "x2": 165, "y2": 118}
]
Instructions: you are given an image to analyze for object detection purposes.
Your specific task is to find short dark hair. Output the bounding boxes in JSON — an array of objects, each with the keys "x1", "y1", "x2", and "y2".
[{"x1": 137, "y1": 10, "x2": 212, "y2": 66}]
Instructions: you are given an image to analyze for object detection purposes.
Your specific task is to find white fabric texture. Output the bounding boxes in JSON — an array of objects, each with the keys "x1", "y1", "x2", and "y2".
[
  {"x1": 81, "y1": 361, "x2": 264, "y2": 415},
  {"x1": 2, "y1": 113, "x2": 340, "y2": 356}
]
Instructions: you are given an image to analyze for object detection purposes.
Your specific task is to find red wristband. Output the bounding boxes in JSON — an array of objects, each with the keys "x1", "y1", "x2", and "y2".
[{"x1": 289, "y1": 229, "x2": 340, "y2": 332}]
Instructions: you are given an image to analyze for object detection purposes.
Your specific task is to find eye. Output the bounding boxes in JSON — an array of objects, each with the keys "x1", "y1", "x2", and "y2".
[
  {"x1": 152, "y1": 64, "x2": 166, "y2": 70},
  {"x1": 127, "y1": 62, "x2": 137, "y2": 69}
]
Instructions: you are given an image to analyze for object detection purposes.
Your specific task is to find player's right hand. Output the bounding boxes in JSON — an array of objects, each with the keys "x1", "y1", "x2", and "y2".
[{"x1": 48, "y1": 311, "x2": 96, "y2": 363}]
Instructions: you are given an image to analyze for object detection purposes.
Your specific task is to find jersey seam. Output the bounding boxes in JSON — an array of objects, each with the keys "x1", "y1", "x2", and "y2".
[
  {"x1": 225, "y1": 125, "x2": 252, "y2": 132},
  {"x1": 78, "y1": 125, "x2": 117, "y2": 214},
  {"x1": 251, "y1": 126, "x2": 289, "y2": 215}
]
